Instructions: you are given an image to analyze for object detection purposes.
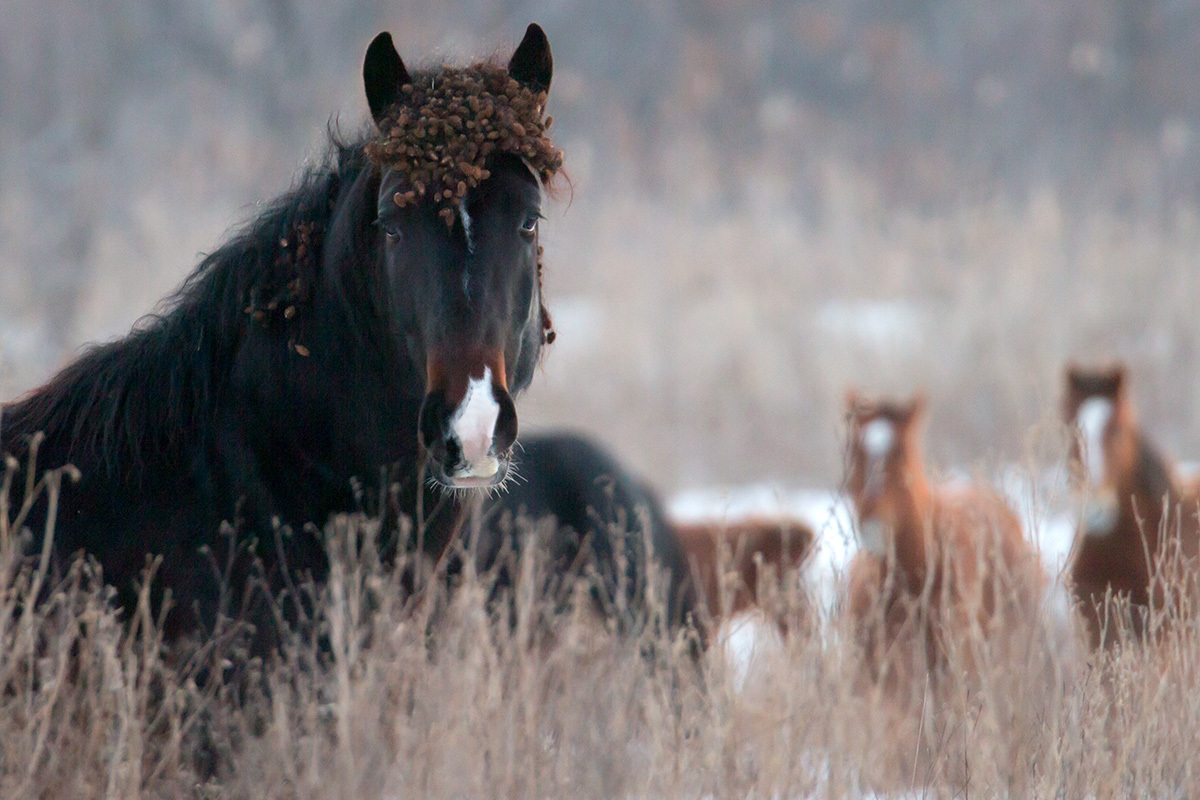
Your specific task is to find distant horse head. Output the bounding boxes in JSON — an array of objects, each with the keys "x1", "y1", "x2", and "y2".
[
  {"x1": 362, "y1": 25, "x2": 558, "y2": 489},
  {"x1": 844, "y1": 390, "x2": 929, "y2": 556},
  {"x1": 1062, "y1": 363, "x2": 1136, "y2": 535}
]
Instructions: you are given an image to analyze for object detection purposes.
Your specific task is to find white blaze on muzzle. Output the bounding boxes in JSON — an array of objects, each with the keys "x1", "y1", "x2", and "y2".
[
  {"x1": 450, "y1": 366, "x2": 501, "y2": 479},
  {"x1": 1076, "y1": 397, "x2": 1113, "y2": 489},
  {"x1": 1075, "y1": 396, "x2": 1118, "y2": 536},
  {"x1": 860, "y1": 418, "x2": 895, "y2": 502}
]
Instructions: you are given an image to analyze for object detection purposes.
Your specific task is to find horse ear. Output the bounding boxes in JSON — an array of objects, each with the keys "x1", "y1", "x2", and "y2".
[
  {"x1": 905, "y1": 393, "x2": 929, "y2": 426},
  {"x1": 844, "y1": 387, "x2": 862, "y2": 420},
  {"x1": 1064, "y1": 362, "x2": 1084, "y2": 387},
  {"x1": 508, "y1": 23, "x2": 553, "y2": 93},
  {"x1": 364, "y1": 32, "x2": 411, "y2": 127},
  {"x1": 1108, "y1": 363, "x2": 1128, "y2": 394}
]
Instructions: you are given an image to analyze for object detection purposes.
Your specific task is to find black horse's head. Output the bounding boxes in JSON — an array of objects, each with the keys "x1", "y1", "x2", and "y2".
[{"x1": 362, "y1": 25, "x2": 557, "y2": 490}]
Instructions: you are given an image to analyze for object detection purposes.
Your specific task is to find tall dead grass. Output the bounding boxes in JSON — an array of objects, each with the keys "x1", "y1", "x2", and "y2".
[{"x1": 2, "y1": 462, "x2": 1200, "y2": 798}]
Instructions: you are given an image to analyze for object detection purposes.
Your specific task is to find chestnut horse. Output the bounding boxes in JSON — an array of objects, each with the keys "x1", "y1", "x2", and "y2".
[
  {"x1": 0, "y1": 26, "x2": 562, "y2": 647},
  {"x1": 842, "y1": 391, "x2": 1043, "y2": 694},
  {"x1": 672, "y1": 516, "x2": 814, "y2": 642},
  {"x1": 1063, "y1": 364, "x2": 1200, "y2": 648}
]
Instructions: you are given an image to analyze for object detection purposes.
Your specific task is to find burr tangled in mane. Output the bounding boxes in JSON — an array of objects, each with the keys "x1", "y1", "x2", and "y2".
[{"x1": 365, "y1": 64, "x2": 564, "y2": 228}]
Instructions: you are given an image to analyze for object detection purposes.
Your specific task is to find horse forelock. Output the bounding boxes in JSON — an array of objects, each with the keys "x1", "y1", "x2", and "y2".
[{"x1": 366, "y1": 63, "x2": 562, "y2": 230}]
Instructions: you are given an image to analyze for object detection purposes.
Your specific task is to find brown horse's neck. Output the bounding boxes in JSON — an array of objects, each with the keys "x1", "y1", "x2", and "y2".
[
  {"x1": 888, "y1": 467, "x2": 937, "y2": 587},
  {"x1": 1116, "y1": 433, "x2": 1181, "y2": 545}
]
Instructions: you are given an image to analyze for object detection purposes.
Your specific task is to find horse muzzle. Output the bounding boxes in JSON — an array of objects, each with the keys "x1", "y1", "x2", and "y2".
[
  {"x1": 857, "y1": 517, "x2": 890, "y2": 556},
  {"x1": 419, "y1": 362, "x2": 518, "y2": 490},
  {"x1": 1082, "y1": 491, "x2": 1119, "y2": 536}
]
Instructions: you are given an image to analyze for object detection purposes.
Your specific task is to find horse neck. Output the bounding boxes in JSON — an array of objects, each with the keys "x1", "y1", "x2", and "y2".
[
  {"x1": 888, "y1": 463, "x2": 936, "y2": 585},
  {"x1": 1117, "y1": 431, "x2": 1181, "y2": 534}
]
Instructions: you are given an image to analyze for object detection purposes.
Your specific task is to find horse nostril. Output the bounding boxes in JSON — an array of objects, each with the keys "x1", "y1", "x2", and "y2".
[
  {"x1": 419, "y1": 391, "x2": 449, "y2": 455},
  {"x1": 493, "y1": 389, "x2": 517, "y2": 454}
]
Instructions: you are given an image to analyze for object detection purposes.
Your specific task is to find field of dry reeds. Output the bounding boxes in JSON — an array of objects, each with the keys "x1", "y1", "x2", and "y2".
[{"x1": 2, "y1": 461, "x2": 1199, "y2": 798}]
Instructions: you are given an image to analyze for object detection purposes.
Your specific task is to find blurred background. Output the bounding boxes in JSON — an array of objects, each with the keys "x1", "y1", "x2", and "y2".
[{"x1": 2, "y1": 0, "x2": 1198, "y2": 491}]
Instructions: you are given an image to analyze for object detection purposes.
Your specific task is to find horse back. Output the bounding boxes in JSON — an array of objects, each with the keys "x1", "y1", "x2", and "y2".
[
  {"x1": 672, "y1": 516, "x2": 814, "y2": 626},
  {"x1": 480, "y1": 432, "x2": 695, "y2": 626},
  {"x1": 933, "y1": 485, "x2": 1042, "y2": 620}
]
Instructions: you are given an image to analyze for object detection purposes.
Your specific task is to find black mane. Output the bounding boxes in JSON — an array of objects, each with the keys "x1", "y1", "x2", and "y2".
[
  {"x1": 1133, "y1": 432, "x2": 1180, "y2": 509},
  {"x1": 0, "y1": 132, "x2": 460, "y2": 646},
  {"x1": 3, "y1": 137, "x2": 374, "y2": 484}
]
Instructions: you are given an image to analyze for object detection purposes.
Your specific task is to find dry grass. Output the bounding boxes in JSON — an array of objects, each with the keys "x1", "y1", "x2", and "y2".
[{"x1": 3, "y1": 463, "x2": 1200, "y2": 799}]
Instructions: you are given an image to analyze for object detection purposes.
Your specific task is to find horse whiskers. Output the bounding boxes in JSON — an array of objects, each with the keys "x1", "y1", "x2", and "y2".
[
  {"x1": 423, "y1": 466, "x2": 520, "y2": 499},
  {"x1": 496, "y1": 463, "x2": 526, "y2": 491}
]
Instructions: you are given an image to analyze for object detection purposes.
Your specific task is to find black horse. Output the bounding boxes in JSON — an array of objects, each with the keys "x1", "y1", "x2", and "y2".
[
  {"x1": 466, "y1": 432, "x2": 698, "y2": 634},
  {"x1": 0, "y1": 25, "x2": 561, "y2": 644}
]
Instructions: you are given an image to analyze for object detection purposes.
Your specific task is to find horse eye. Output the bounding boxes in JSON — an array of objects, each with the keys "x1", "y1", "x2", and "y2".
[
  {"x1": 376, "y1": 217, "x2": 402, "y2": 242},
  {"x1": 519, "y1": 215, "x2": 539, "y2": 237}
]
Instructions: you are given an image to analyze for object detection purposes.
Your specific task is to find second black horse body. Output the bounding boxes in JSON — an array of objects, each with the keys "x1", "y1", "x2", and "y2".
[{"x1": 468, "y1": 432, "x2": 698, "y2": 632}]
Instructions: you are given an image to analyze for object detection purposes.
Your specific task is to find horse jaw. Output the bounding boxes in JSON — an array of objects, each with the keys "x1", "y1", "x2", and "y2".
[{"x1": 449, "y1": 367, "x2": 501, "y2": 482}]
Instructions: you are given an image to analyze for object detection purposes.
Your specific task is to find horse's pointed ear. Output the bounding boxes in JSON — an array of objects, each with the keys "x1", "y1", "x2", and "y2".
[
  {"x1": 844, "y1": 387, "x2": 861, "y2": 419},
  {"x1": 1064, "y1": 362, "x2": 1083, "y2": 387},
  {"x1": 364, "y1": 32, "x2": 411, "y2": 127},
  {"x1": 508, "y1": 23, "x2": 552, "y2": 93},
  {"x1": 1108, "y1": 362, "x2": 1128, "y2": 393},
  {"x1": 906, "y1": 393, "x2": 929, "y2": 426}
]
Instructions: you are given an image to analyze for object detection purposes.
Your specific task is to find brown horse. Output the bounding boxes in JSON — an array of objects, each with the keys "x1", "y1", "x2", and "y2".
[
  {"x1": 1063, "y1": 364, "x2": 1200, "y2": 648},
  {"x1": 842, "y1": 391, "x2": 1043, "y2": 694},
  {"x1": 671, "y1": 516, "x2": 814, "y2": 643}
]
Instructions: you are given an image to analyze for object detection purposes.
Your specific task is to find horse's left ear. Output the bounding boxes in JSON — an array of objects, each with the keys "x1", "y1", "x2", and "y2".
[
  {"x1": 508, "y1": 23, "x2": 552, "y2": 94},
  {"x1": 364, "y1": 32, "x2": 412, "y2": 127},
  {"x1": 905, "y1": 393, "x2": 929, "y2": 426},
  {"x1": 1108, "y1": 363, "x2": 1128, "y2": 393}
]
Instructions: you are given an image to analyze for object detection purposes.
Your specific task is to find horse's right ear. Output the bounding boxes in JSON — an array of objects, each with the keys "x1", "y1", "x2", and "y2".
[
  {"x1": 364, "y1": 32, "x2": 411, "y2": 127},
  {"x1": 905, "y1": 393, "x2": 929, "y2": 426}
]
